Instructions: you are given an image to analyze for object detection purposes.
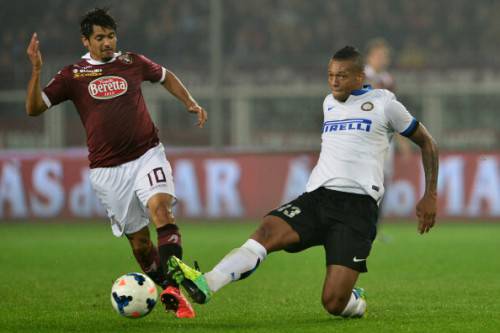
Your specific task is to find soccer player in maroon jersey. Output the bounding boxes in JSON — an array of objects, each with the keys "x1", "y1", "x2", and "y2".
[
  {"x1": 25, "y1": 8, "x2": 207, "y2": 318},
  {"x1": 364, "y1": 38, "x2": 396, "y2": 91}
]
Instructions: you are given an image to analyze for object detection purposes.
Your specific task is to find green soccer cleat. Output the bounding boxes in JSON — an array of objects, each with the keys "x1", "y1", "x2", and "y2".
[
  {"x1": 353, "y1": 287, "x2": 366, "y2": 300},
  {"x1": 352, "y1": 287, "x2": 367, "y2": 318},
  {"x1": 167, "y1": 256, "x2": 212, "y2": 304}
]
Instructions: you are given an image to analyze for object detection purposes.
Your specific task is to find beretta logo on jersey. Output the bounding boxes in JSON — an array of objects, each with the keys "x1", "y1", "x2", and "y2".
[{"x1": 88, "y1": 76, "x2": 128, "y2": 100}]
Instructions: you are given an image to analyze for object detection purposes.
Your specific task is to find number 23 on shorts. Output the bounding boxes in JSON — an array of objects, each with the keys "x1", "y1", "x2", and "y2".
[{"x1": 277, "y1": 204, "x2": 302, "y2": 218}]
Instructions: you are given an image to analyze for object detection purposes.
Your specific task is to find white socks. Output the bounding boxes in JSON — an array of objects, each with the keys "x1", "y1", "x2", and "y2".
[
  {"x1": 203, "y1": 239, "x2": 366, "y2": 318},
  {"x1": 204, "y1": 239, "x2": 267, "y2": 292},
  {"x1": 340, "y1": 289, "x2": 367, "y2": 318}
]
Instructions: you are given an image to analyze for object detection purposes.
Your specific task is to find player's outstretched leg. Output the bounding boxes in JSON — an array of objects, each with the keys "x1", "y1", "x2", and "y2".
[
  {"x1": 167, "y1": 238, "x2": 267, "y2": 304},
  {"x1": 148, "y1": 193, "x2": 195, "y2": 318},
  {"x1": 167, "y1": 256, "x2": 213, "y2": 304},
  {"x1": 167, "y1": 215, "x2": 299, "y2": 304}
]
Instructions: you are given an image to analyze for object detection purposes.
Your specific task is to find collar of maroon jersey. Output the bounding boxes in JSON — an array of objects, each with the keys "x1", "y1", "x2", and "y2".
[{"x1": 81, "y1": 51, "x2": 122, "y2": 65}]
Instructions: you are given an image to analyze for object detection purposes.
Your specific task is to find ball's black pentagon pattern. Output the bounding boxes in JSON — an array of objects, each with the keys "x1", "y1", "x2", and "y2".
[
  {"x1": 126, "y1": 273, "x2": 146, "y2": 286},
  {"x1": 112, "y1": 292, "x2": 133, "y2": 315}
]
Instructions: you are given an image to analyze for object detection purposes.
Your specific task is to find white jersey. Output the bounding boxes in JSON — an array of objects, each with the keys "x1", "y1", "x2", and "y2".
[
  {"x1": 305, "y1": 87, "x2": 417, "y2": 203},
  {"x1": 364, "y1": 64, "x2": 397, "y2": 179}
]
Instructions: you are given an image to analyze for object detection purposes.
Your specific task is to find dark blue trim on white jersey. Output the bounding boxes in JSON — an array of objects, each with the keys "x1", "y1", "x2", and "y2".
[
  {"x1": 400, "y1": 118, "x2": 419, "y2": 137},
  {"x1": 351, "y1": 84, "x2": 373, "y2": 96}
]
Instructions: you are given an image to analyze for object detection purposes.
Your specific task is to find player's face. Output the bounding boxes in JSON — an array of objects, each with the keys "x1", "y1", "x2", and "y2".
[
  {"x1": 82, "y1": 25, "x2": 117, "y2": 62},
  {"x1": 328, "y1": 60, "x2": 365, "y2": 102}
]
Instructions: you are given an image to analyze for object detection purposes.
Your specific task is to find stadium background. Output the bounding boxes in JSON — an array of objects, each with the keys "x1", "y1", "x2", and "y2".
[
  {"x1": 1, "y1": 0, "x2": 498, "y2": 220},
  {"x1": 1, "y1": 2, "x2": 500, "y2": 333}
]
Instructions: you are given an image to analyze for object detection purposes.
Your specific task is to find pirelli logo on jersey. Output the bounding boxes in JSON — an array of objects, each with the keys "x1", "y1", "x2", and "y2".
[
  {"x1": 88, "y1": 76, "x2": 128, "y2": 100},
  {"x1": 322, "y1": 118, "x2": 372, "y2": 133}
]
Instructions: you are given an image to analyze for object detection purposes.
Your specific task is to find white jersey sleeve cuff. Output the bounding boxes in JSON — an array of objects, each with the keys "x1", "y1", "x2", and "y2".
[
  {"x1": 41, "y1": 92, "x2": 52, "y2": 108},
  {"x1": 159, "y1": 67, "x2": 167, "y2": 84},
  {"x1": 400, "y1": 118, "x2": 418, "y2": 137}
]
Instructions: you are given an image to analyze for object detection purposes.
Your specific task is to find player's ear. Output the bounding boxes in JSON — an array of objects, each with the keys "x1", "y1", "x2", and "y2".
[
  {"x1": 81, "y1": 35, "x2": 89, "y2": 49},
  {"x1": 357, "y1": 71, "x2": 365, "y2": 84}
]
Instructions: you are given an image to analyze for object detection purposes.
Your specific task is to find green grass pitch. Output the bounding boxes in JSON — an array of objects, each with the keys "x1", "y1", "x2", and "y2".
[{"x1": 1, "y1": 221, "x2": 499, "y2": 333}]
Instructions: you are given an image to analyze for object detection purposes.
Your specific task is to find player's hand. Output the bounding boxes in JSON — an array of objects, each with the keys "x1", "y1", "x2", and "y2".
[
  {"x1": 27, "y1": 33, "x2": 43, "y2": 71},
  {"x1": 415, "y1": 192, "x2": 437, "y2": 234},
  {"x1": 188, "y1": 104, "x2": 208, "y2": 128}
]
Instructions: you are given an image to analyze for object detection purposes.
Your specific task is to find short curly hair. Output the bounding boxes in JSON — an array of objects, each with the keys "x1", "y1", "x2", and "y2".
[
  {"x1": 331, "y1": 46, "x2": 364, "y2": 73},
  {"x1": 80, "y1": 8, "x2": 117, "y2": 39}
]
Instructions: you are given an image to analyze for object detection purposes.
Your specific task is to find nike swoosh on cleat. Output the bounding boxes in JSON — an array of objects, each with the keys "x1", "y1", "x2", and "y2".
[{"x1": 353, "y1": 257, "x2": 366, "y2": 262}]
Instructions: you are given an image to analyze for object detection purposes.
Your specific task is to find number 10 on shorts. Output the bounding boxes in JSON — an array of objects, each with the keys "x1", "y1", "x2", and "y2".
[
  {"x1": 147, "y1": 167, "x2": 167, "y2": 187},
  {"x1": 278, "y1": 204, "x2": 302, "y2": 218}
]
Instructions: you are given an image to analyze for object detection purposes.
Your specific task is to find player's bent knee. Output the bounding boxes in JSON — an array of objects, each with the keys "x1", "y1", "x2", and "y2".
[
  {"x1": 147, "y1": 193, "x2": 175, "y2": 225},
  {"x1": 322, "y1": 301, "x2": 344, "y2": 316},
  {"x1": 149, "y1": 202, "x2": 175, "y2": 226},
  {"x1": 322, "y1": 295, "x2": 349, "y2": 316}
]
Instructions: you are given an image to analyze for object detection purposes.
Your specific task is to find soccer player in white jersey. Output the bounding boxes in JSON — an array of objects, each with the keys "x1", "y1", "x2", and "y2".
[
  {"x1": 167, "y1": 46, "x2": 439, "y2": 318},
  {"x1": 365, "y1": 38, "x2": 412, "y2": 239}
]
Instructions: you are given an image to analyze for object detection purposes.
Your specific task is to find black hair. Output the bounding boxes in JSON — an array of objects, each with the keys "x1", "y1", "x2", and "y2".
[
  {"x1": 80, "y1": 8, "x2": 117, "y2": 39},
  {"x1": 331, "y1": 46, "x2": 364, "y2": 72}
]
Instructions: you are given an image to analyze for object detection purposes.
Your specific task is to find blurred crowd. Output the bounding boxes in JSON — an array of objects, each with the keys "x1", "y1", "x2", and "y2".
[{"x1": 1, "y1": 0, "x2": 498, "y2": 88}]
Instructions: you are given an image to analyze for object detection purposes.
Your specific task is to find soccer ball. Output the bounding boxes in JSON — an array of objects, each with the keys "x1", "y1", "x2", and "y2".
[{"x1": 110, "y1": 272, "x2": 158, "y2": 318}]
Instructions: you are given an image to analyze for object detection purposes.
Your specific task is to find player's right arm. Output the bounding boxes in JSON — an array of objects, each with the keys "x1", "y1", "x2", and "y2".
[
  {"x1": 385, "y1": 97, "x2": 439, "y2": 234},
  {"x1": 26, "y1": 33, "x2": 48, "y2": 116},
  {"x1": 408, "y1": 124, "x2": 439, "y2": 234}
]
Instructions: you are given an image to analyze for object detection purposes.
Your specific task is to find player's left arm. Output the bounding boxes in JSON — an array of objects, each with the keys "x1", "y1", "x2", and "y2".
[
  {"x1": 162, "y1": 70, "x2": 208, "y2": 128},
  {"x1": 408, "y1": 123, "x2": 439, "y2": 234}
]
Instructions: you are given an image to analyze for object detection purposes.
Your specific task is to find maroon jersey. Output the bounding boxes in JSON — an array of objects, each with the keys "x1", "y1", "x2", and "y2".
[
  {"x1": 42, "y1": 52, "x2": 165, "y2": 168},
  {"x1": 364, "y1": 65, "x2": 396, "y2": 92}
]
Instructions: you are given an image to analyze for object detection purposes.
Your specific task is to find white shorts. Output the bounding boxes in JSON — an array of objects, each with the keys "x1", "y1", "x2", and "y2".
[{"x1": 89, "y1": 143, "x2": 176, "y2": 237}]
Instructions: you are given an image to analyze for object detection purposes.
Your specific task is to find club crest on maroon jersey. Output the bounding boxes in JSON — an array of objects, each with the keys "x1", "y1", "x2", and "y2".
[
  {"x1": 88, "y1": 76, "x2": 128, "y2": 100},
  {"x1": 118, "y1": 53, "x2": 133, "y2": 64}
]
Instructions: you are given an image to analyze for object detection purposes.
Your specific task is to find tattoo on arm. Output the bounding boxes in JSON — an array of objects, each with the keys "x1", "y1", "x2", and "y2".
[
  {"x1": 422, "y1": 140, "x2": 439, "y2": 194},
  {"x1": 409, "y1": 124, "x2": 439, "y2": 194}
]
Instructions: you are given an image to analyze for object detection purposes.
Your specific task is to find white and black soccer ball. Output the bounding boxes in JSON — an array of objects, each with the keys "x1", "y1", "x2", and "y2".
[{"x1": 110, "y1": 272, "x2": 158, "y2": 318}]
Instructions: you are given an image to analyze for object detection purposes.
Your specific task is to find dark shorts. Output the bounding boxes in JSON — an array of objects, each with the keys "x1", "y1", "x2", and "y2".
[{"x1": 266, "y1": 187, "x2": 378, "y2": 272}]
